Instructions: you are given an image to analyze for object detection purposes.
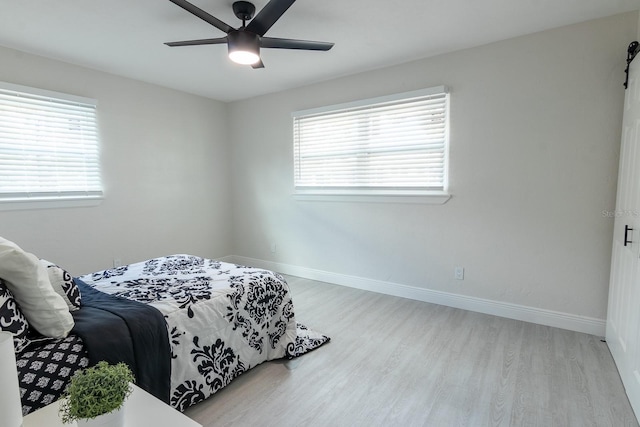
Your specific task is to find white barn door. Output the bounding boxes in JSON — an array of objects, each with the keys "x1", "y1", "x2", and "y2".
[{"x1": 607, "y1": 47, "x2": 640, "y2": 421}]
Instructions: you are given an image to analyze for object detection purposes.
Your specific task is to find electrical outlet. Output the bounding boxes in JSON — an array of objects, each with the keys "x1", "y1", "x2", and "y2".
[
  {"x1": 113, "y1": 258, "x2": 122, "y2": 268},
  {"x1": 270, "y1": 243, "x2": 277, "y2": 253},
  {"x1": 454, "y1": 266, "x2": 464, "y2": 280}
]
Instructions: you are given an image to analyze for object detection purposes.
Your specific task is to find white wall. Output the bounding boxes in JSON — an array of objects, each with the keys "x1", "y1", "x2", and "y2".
[
  {"x1": 0, "y1": 46, "x2": 231, "y2": 275},
  {"x1": 228, "y1": 12, "x2": 638, "y2": 323}
]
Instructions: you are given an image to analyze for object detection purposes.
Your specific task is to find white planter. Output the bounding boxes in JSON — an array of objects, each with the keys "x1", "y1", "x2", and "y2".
[{"x1": 76, "y1": 407, "x2": 124, "y2": 427}]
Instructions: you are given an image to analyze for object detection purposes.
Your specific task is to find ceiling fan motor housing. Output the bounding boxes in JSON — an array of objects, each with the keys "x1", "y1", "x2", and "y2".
[{"x1": 228, "y1": 30, "x2": 260, "y2": 63}]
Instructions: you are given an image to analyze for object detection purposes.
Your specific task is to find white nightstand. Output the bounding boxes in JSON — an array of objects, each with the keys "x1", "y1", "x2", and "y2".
[{"x1": 23, "y1": 384, "x2": 202, "y2": 427}]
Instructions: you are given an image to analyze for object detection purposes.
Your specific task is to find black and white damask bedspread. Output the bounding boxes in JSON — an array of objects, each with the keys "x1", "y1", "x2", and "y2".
[{"x1": 79, "y1": 255, "x2": 329, "y2": 411}]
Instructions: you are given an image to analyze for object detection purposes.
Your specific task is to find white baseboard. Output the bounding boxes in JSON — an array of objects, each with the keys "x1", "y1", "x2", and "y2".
[{"x1": 222, "y1": 255, "x2": 606, "y2": 337}]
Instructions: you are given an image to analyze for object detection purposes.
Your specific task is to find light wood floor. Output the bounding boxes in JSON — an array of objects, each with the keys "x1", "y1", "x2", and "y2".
[{"x1": 184, "y1": 276, "x2": 638, "y2": 427}]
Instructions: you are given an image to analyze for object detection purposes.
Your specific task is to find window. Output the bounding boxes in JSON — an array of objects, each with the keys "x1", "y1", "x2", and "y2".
[
  {"x1": 292, "y1": 86, "x2": 449, "y2": 203},
  {"x1": 0, "y1": 82, "x2": 102, "y2": 208}
]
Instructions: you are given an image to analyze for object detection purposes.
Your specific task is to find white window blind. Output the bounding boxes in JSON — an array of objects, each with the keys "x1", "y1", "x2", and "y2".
[
  {"x1": 293, "y1": 86, "x2": 449, "y2": 196},
  {"x1": 0, "y1": 82, "x2": 102, "y2": 204}
]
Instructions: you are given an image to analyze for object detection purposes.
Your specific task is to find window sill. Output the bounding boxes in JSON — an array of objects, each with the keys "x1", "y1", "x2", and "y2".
[
  {"x1": 292, "y1": 192, "x2": 451, "y2": 204},
  {"x1": 0, "y1": 196, "x2": 103, "y2": 211}
]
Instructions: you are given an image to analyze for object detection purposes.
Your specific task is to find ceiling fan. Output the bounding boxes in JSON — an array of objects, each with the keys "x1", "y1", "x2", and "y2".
[{"x1": 165, "y1": 0, "x2": 334, "y2": 68}]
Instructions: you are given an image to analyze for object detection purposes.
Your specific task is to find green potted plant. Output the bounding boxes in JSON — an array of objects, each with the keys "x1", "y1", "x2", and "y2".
[{"x1": 59, "y1": 361, "x2": 134, "y2": 426}]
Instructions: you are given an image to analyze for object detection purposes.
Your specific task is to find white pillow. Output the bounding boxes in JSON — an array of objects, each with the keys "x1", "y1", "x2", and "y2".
[{"x1": 0, "y1": 237, "x2": 74, "y2": 338}]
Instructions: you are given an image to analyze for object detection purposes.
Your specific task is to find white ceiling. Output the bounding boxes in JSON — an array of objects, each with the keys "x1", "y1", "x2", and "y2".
[{"x1": 1, "y1": 0, "x2": 639, "y2": 102}]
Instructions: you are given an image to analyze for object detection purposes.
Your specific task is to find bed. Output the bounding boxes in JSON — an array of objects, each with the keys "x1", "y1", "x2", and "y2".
[{"x1": 1, "y1": 249, "x2": 329, "y2": 415}]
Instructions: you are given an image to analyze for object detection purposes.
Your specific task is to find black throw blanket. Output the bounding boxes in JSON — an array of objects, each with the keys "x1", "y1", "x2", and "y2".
[{"x1": 71, "y1": 278, "x2": 171, "y2": 403}]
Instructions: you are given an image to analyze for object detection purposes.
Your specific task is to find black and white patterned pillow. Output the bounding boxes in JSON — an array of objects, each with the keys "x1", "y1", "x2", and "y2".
[
  {"x1": 0, "y1": 278, "x2": 31, "y2": 352},
  {"x1": 17, "y1": 334, "x2": 89, "y2": 415},
  {"x1": 40, "y1": 260, "x2": 81, "y2": 311}
]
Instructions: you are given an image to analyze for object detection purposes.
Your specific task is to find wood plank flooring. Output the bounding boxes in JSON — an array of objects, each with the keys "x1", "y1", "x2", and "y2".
[{"x1": 184, "y1": 276, "x2": 638, "y2": 427}]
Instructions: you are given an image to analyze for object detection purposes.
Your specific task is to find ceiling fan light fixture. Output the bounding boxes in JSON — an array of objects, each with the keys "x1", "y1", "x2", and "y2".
[
  {"x1": 229, "y1": 49, "x2": 260, "y2": 65},
  {"x1": 228, "y1": 30, "x2": 260, "y2": 65}
]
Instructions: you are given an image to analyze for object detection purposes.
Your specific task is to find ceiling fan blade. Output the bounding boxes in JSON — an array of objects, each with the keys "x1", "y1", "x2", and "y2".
[
  {"x1": 246, "y1": 0, "x2": 296, "y2": 36},
  {"x1": 251, "y1": 59, "x2": 265, "y2": 69},
  {"x1": 261, "y1": 37, "x2": 334, "y2": 51},
  {"x1": 169, "y1": 0, "x2": 234, "y2": 34},
  {"x1": 165, "y1": 37, "x2": 228, "y2": 47}
]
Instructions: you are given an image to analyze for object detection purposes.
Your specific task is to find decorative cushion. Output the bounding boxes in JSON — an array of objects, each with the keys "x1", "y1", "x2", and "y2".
[
  {"x1": 0, "y1": 237, "x2": 74, "y2": 338},
  {"x1": 0, "y1": 278, "x2": 31, "y2": 352},
  {"x1": 40, "y1": 260, "x2": 81, "y2": 311},
  {"x1": 16, "y1": 334, "x2": 89, "y2": 415}
]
